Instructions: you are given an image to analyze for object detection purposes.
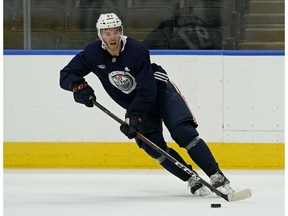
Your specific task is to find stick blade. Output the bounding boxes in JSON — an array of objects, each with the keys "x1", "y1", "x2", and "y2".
[{"x1": 228, "y1": 188, "x2": 252, "y2": 201}]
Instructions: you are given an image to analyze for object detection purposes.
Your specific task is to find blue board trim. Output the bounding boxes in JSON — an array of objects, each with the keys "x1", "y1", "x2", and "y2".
[{"x1": 3, "y1": 49, "x2": 285, "y2": 56}]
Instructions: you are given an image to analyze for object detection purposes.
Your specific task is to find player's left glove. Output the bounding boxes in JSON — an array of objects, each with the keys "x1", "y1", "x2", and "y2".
[{"x1": 120, "y1": 112, "x2": 142, "y2": 139}]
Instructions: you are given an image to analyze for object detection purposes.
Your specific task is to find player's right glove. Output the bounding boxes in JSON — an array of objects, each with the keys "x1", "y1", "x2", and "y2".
[
  {"x1": 120, "y1": 112, "x2": 142, "y2": 139},
  {"x1": 72, "y1": 80, "x2": 96, "y2": 107}
]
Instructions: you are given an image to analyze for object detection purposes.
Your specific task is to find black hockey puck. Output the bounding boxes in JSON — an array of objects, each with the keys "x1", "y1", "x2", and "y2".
[{"x1": 211, "y1": 203, "x2": 221, "y2": 208}]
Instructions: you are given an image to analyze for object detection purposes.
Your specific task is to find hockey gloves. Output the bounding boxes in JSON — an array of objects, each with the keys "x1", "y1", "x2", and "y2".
[
  {"x1": 120, "y1": 113, "x2": 142, "y2": 139},
  {"x1": 72, "y1": 80, "x2": 96, "y2": 107}
]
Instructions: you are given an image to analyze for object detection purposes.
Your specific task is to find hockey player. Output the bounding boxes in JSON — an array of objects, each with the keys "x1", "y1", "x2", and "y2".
[{"x1": 59, "y1": 13, "x2": 234, "y2": 196}]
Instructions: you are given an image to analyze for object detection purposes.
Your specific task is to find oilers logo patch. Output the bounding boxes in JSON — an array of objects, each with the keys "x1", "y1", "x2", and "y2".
[{"x1": 108, "y1": 71, "x2": 136, "y2": 94}]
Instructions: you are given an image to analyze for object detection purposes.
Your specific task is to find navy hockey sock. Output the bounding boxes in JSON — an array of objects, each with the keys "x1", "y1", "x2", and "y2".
[
  {"x1": 170, "y1": 122, "x2": 219, "y2": 177},
  {"x1": 186, "y1": 138, "x2": 219, "y2": 176},
  {"x1": 157, "y1": 148, "x2": 192, "y2": 181},
  {"x1": 136, "y1": 133, "x2": 192, "y2": 182}
]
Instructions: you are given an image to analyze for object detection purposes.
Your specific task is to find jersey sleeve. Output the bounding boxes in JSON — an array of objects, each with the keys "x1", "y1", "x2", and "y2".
[
  {"x1": 59, "y1": 51, "x2": 91, "y2": 91},
  {"x1": 151, "y1": 63, "x2": 169, "y2": 97}
]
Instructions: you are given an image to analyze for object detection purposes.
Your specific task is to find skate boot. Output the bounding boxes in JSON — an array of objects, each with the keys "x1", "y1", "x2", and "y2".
[
  {"x1": 210, "y1": 171, "x2": 234, "y2": 194},
  {"x1": 187, "y1": 176, "x2": 210, "y2": 196}
]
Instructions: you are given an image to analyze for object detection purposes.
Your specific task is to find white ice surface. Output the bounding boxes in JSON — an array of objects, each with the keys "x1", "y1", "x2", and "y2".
[{"x1": 3, "y1": 169, "x2": 285, "y2": 216}]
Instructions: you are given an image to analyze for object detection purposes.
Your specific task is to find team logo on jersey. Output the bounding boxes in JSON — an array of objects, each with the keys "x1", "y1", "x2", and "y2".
[{"x1": 108, "y1": 71, "x2": 136, "y2": 94}]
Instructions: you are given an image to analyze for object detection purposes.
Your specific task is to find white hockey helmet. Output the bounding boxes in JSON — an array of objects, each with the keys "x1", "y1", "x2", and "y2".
[{"x1": 96, "y1": 13, "x2": 123, "y2": 36}]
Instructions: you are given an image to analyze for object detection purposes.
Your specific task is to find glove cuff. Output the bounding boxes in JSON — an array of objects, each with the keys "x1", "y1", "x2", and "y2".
[{"x1": 72, "y1": 82, "x2": 89, "y2": 92}]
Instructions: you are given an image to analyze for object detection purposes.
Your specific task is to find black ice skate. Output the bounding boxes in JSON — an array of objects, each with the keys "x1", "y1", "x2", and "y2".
[
  {"x1": 187, "y1": 176, "x2": 210, "y2": 196},
  {"x1": 210, "y1": 171, "x2": 235, "y2": 194}
]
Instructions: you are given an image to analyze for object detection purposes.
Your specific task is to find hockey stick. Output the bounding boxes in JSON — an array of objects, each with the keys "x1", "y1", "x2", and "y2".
[{"x1": 90, "y1": 98, "x2": 252, "y2": 202}]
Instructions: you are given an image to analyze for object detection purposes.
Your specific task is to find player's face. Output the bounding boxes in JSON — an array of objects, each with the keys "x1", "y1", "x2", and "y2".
[{"x1": 101, "y1": 27, "x2": 121, "y2": 51}]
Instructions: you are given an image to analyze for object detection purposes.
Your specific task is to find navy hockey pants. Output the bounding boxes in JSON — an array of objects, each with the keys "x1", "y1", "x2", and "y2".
[{"x1": 135, "y1": 81, "x2": 219, "y2": 181}]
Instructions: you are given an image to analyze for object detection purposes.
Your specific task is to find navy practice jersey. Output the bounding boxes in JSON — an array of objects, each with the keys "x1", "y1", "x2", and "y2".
[{"x1": 60, "y1": 36, "x2": 169, "y2": 113}]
